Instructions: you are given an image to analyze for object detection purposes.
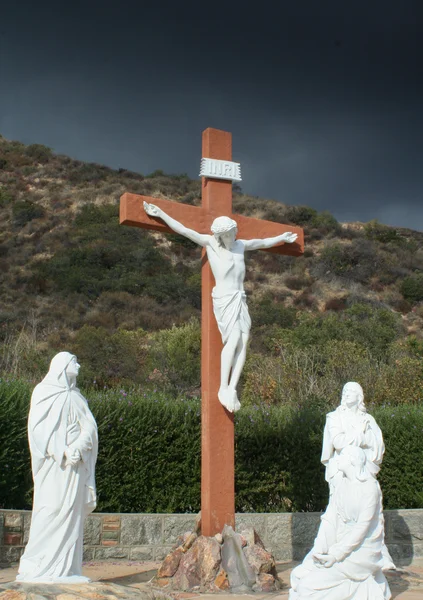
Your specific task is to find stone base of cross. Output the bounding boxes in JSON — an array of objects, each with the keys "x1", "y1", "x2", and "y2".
[{"x1": 120, "y1": 128, "x2": 304, "y2": 536}]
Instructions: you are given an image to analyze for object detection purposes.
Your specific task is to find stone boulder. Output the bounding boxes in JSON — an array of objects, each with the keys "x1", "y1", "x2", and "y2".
[
  {"x1": 162, "y1": 535, "x2": 221, "y2": 592},
  {"x1": 157, "y1": 546, "x2": 184, "y2": 578},
  {"x1": 253, "y1": 573, "x2": 279, "y2": 592},
  {"x1": 243, "y1": 543, "x2": 276, "y2": 574}
]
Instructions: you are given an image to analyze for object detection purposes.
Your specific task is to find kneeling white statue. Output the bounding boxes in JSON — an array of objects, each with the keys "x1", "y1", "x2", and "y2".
[
  {"x1": 17, "y1": 352, "x2": 98, "y2": 584},
  {"x1": 322, "y1": 381, "x2": 395, "y2": 571},
  {"x1": 289, "y1": 445, "x2": 391, "y2": 600},
  {"x1": 144, "y1": 201, "x2": 297, "y2": 412}
]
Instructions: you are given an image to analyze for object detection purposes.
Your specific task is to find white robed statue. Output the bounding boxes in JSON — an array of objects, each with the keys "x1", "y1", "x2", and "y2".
[
  {"x1": 17, "y1": 352, "x2": 98, "y2": 583},
  {"x1": 144, "y1": 202, "x2": 297, "y2": 412},
  {"x1": 289, "y1": 446, "x2": 391, "y2": 600},
  {"x1": 321, "y1": 381, "x2": 395, "y2": 571}
]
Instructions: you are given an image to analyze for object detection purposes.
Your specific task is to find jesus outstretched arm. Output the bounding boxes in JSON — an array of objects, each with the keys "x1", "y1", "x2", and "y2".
[
  {"x1": 144, "y1": 202, "x2": 210, "y2": 247},
  {"x1": 242, "y1": 232, "x2": 298, "y2": 251}
]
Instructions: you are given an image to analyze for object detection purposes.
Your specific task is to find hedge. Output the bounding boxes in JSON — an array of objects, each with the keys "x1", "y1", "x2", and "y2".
[{"x1": 1, "y1": 379, "x2": 422, "y2": 513}]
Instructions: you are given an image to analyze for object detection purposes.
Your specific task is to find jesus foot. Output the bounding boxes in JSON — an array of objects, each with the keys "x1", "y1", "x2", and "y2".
[{"x1": 218, "y1": 387, "x2": 241, "y2": 413}]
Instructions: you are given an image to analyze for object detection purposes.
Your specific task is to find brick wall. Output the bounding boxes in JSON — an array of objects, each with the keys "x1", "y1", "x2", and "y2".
[{"x1": 1, "y1": 509, "x2": 421, "y2": 566}]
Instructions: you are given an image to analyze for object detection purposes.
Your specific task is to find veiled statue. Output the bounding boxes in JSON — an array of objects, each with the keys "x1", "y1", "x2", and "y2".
[{"x1": 17, "y1": 352, "x2": 98, "y2": 583}]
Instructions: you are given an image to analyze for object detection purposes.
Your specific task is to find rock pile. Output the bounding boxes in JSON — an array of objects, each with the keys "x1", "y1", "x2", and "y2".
[{"x1": 154, "y1": 519, "x2": 282, "y2": 593}]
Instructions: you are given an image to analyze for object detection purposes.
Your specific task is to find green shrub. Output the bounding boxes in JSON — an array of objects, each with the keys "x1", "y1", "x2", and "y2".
[
  {"x1": 250, "y1": 295, "x2": 297, "y2": 328},
  {"x1": 242, "y1": 341, "x2": 374, "y2": 408},
  {"x1": 148, "y1": 318, "x2": 201, "y2": 392},
  {"x1": 1, "y1": 380, "x2": 422, "y2": 513},
  {"x1": 0, "y1": 187, "x2": 14, "y2": 207},
  {"x1": 67, "y1": 163, "x2": 112, "y2": 184},
  {"x1": 235, "y1": 405, "x2": 326, "y2": 512},
  {"x1": 35, "y1": 203, "x2": 201, "y2": 306},
  {"x1": 70, "y1": 326, "x2": 146, "y2": 387},
  {"x1": 0, "y1": 381, "x2": 423, "y2": 513},
  {"x1": 318, "y1": 239, "x2": 382, "y2": 283},
  {"x1": 74, "y1": 204, "x2": 118, "y2": 228},
  {"x1": 400, "y1": 274, "x2": 423, "y2": 303},
  {"x1": 0, "y1": 380, "x2": 33, "y2": 509},
  {"x1": 364, "y1": 219, "x2": 403, "y2": 244},
  {"x1": 376, "y1": 405, "x2": 423, "y2": 509},
  {"x1": 25, "y1": 144, "x2": 53, "y2": 163},
  {"x1": 311, "y1": 211, "x2": 341, "y2": 235},
  {"x1": 283, "y1": 304, "x2": 402, "y2": 358},
  {"x1": 406, "y1": 336, "x2": 423, "y2": 358},
  {"x1": 283, "y1": 206, "x2": 340, "y2": 235},
  {"x1": 145, "y1": 273, "x2": 188, "y2": 304},
  {"x1": 12, "y1": 200, "x2": 45, "y2": 227},
  {"x1": 284, "y1": 205, "x2": 318, "y2": 226}
]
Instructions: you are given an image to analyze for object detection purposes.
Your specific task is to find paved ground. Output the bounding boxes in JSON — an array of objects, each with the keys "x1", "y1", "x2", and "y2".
[{"x1": 1, "y1": 559, "x2": 423, "y2": 599}]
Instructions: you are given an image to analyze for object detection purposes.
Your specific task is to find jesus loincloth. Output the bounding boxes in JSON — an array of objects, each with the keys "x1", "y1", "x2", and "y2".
[{"x1": 212, "y1": 289, "x2": 251, "y2": 344}]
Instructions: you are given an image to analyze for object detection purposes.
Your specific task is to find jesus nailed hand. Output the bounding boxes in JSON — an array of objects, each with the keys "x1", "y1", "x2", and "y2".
[{"x1": 144, "y1": 201, "x2": 297, "y2": 412}]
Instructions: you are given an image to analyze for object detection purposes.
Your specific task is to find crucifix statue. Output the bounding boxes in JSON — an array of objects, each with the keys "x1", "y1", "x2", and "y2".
[
  {"x1": 143, "y1": 206, "x2": 297, "y2": 412},
  {"x1": 120, "y1": 128, "x2": 304, "y2": 535}
]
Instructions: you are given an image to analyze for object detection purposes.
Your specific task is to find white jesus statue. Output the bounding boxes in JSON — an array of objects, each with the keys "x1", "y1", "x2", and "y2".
[{"x1": 144, "y1": 202, "x2": 297, "y2": 412}]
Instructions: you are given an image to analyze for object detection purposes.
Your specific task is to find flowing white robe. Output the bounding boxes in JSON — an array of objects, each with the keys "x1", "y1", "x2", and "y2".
[
  {"x1": 17, "y1": 352, "x2": 98, "y2": 583},
  {"x1": 320, "y1": 404, "x2": 394, "y2": 571},
  {"x1": 289, "y1": 476, "x2": 391, "y2": 600}
]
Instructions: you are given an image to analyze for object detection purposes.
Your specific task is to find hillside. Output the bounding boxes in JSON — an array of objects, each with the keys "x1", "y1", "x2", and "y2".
[{"x1": 1, "y1": 134, "x2": 423, "y2": 405}]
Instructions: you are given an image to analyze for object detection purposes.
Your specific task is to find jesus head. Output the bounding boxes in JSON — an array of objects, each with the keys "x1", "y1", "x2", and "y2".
[{"x1": 211, "y1": 216, "x2": 238, "y2": 248}]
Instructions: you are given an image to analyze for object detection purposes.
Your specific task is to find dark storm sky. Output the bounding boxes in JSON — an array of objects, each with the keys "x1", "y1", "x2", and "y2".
[{"x1": 1, "y1": 1, "x2": 422, "y2": 230}]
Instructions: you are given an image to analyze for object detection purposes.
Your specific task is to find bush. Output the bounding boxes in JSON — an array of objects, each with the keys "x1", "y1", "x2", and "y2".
[
  {"x1": 311, "y1": 211, "x2": 341, "y2": 235},
  {"x1": 284, "y1": 274, "x2": 312, "y2": 290},
  {"x1": 318, "y1": 239, "x2": 382, "y2": 283},
  {"x1": 0, "y1": 187, "x2": 14, "y2": 207},
  {"x1": 284, "y1": 304, "x2": 402, "y2": 358},
  {"x1": 284, "y1": 205, "x2": 318, "y2": 226},
  {"x1": 0, "y1": 380, "x2": 33, "y2": 509},
  {"x1": 324, "y1": 296, "x2": 348, "y2": 311},
  {"x1": 376, "y1": 405, "x2": 423, "y2": 509},
  {"x1": 12, "y1": 200, "x2": 45, "y2": 227},
  {"x1": 400, "y1": 274, "x2": 423, "y2": 303},
  {"x1": 148, "y1": 318, "x2": 201, "y2": 393},
  {"x1": 242, "y1": 340, "x2": 374, "y2": 408},
  {"x1": 25, "y1": 144, "x2": 53, "y2": 163},
  {"x1": 1, "y1": 380, "x2": 422, "y2": 513},
  {"x1": 67, "y1": 163, "x2": 112, "y2": 184},
  {"x1": 284, "y1": 206, "x2": 340, "y2": 235},
  {"x1": 364, "y1": 219, "x2": 403, "y2": 244},
  {"x1": 69, "y1": 326, "x2": 146, "y2": 388},
  {"x1": 35, "y1": 204, "x2": 200, "y2": 308},
  {"x1": 145, "y1": 273, "x2": 188, "y2": 304},
  {"x1": 250, "y1": 295, "x2": 297, "y2": 328},
  {"x1": 235, "y1": 405, "x2": 327, "y2": 512}
]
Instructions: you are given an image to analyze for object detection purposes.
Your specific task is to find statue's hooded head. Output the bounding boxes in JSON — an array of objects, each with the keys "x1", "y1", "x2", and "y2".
[
  {"x1": 44, "y1": 351, "x2": 79, "y2": 389},
  {"x1": 338, "y1": 445, "x2": 370, "y2": 482},
  {"x1": 211, "y1": 216, "x2": 238, "y2": 246},
  {"x1": 341, "y1": 381, "x2": 366, "y2": 413}
]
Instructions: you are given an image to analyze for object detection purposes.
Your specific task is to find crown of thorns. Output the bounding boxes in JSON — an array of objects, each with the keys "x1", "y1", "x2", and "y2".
[{"x1": 210, "y1": 216, "x2": 238, "y2": 234}]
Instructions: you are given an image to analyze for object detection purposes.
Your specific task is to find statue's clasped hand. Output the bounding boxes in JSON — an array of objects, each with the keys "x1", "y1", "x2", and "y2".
[
  {"x1": 64, "y1": 447, "x2": 81, "y2": 466},
  {"x1": 312, "y1": 553, "x2": 337, "y2": 568}
]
